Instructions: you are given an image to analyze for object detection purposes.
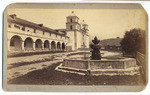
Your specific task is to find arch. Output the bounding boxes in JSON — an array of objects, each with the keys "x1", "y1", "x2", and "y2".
[
  {"x1": 10, "y1": 35, "x2": 22, "y2": 51},
  {"x1": 44, "y1": 40, "x2": 49, "y2": 50},
  {"x1": 62, "y1": 42, "x2": 65, "y2": 51},
  {"x1": 51, "y1": 41, "x2": 56, "y2": 51},
  {"x1": 24, "y1": 37, "x2": 33, "y2": 51},
  {"x1": 57, "y1": 42, "x2": 61, "y2": 50},
  {"x1": 35, "y1": 39, "x2": 42, "y2": 50}
]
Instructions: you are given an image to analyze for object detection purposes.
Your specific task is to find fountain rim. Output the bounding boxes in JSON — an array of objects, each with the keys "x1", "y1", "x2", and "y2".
[{"x1": 64, "y1": 57, "x2": 135, "y2": 62}]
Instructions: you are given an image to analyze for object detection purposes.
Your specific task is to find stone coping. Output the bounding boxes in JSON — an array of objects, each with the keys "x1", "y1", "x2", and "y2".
[{"x1": 64, "y1": 57, "x2": 135, "y2": 62}]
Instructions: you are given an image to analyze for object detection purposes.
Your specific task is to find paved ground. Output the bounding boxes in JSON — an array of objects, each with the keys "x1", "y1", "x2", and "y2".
[{"x1": 7, "y1": 51, "x2": 146, "y2": 85}]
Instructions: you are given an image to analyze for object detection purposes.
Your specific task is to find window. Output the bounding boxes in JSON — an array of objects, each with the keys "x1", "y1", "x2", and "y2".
[
  {"x1": 43, "y1": 31, "x2": 45, "y2": 35},
  {"x1": 70, "y1": 25, "x2": 73, "y2": 30},
  {"x1": 27, "y1": 30, "x2": 29, "y2": 32},
  {"x1": 34, "y1": 29, "x2": 36, "y2": 33},
  {"x1": 70, "y1": 19, "x2": 72, "y2": 22},
  {"x1": 14, "y1": 24, "x2": 20, "y2": 29},
  {"x1": 22, "y1": 26, "x2": 25, "y2": 31},
  {"x1": 8, "y1": 24, "x2": 11, "y2": 28},
  {"x1": 49, "y1": 33, "x2": 51, "y2": 36},
  {"x1": 56, "y1": 34, "x2": 57, "y2": 37}
]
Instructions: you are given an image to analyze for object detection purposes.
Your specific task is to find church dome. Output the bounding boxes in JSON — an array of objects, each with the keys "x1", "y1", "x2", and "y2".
[
  {"x1": 81, "y1": 20, "x2": 87, "y2": 25},
  {"x1": 68, "y1": 11, "x2": 76, "y2": 17}
]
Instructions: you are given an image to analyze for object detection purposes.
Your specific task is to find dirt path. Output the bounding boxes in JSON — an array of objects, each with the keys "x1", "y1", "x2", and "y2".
[
  {"x1": 7, "y1": 52, "x2": 70, "y2": 65},
  {"x1": 7, "y1": 52, "x2": 70, "y2": 81}
]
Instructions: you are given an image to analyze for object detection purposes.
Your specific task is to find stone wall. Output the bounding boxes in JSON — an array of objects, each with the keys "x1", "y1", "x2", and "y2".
[
  {"x1": 63, "y1": 59, "x2": 88, "y2": 69},
  {"x1": 136, "y1": 52, "x2": 146, "y2": 80}
]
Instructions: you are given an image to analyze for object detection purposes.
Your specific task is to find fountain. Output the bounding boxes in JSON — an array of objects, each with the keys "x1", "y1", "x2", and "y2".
[
  {"x1": 56, "y1": 37, "x2": 140, "y2": 75},
  {"x1": 90, "y1": 36, "x2": 101, "y2": 60}
]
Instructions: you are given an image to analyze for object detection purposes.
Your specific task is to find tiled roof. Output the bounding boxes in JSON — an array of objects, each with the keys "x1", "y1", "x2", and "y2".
[{"x1": 8, "y1": 14, "x2": 69, "y2": 37}]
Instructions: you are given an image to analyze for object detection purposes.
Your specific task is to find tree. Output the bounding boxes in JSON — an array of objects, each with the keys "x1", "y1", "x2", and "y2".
[{"x1": 120, "y1": 28, "x2": 146, "y2": 57}]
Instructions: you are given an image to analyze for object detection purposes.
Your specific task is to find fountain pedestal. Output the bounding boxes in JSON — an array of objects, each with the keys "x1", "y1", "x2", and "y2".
[{"x1": 90, "y1": 36, "x2": 101, "y2": 60}]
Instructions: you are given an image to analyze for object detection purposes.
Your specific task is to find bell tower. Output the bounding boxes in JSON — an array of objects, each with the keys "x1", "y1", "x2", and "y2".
[
  {"x1": 66, "y1": 11, "x2": 81, "y2": 50},
  {"x1": 80, "y1": 20, "x2": 89, "y2": 48},
  {"x1": 66, "y1": 11, "x2": 80, "y2": 31},
  {"x1": 81, "y1": 20, "x2": 88, "y2": 32},
  {"x1": 66, "y1": 11, "x2": 89, "y2": 51}
]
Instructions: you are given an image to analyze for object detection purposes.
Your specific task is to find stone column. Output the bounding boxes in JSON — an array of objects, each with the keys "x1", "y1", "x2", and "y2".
[
  {"x1": 60, "y1": 44, "x2": 62, "y2": 51},
  {"x1": 42, "y1": 43, "x2": 44, "y2": 50},
  {"x1": 33, "y1": 42, "x2": 36, "y2": 51},
  {"x1": 55, "y1": 44, "x2": 57, "y2": 51},
  {"x1": 63, "y1": 43, "x2": 66, "y2": 51},
  {"x1": 49, "y1": 43, "x2": 51, "y2": 50},
  {"x1": 21, "y1": 41, "x2": 25, "y2": 51}
]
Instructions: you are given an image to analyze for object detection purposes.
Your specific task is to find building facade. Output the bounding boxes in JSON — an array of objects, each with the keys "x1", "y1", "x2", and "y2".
[
  {"x1": 66, "y1": 11, "x2": 89, "y2": 50},
  {"x1": 100, "y1": 37, "x2": 122, "y2": 51},
  {"x1": 7, "y1": 12, "x2": 89, "y2": 52}
]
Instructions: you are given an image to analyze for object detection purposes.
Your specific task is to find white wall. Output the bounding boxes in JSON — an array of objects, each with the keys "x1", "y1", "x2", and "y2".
[
  {"x1": 76, "y1": 31, "x2": 82, "y2": 49},
  {"x1": 66, "y1": 31, "x2": 74, "y2": 50},
  {"x1": 8, "y1": 22, "x2": 69, "y2": 43}
]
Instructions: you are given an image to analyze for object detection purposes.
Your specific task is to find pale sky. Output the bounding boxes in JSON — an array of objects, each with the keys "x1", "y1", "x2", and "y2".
[{"x1": 7, "y1": 8, "x2": 147, "y2": 40}]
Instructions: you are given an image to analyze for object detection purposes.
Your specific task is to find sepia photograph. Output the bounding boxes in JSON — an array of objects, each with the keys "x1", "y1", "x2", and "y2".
[{"x1": 3, "y1": 3, "x2": 148, "y2": 92}]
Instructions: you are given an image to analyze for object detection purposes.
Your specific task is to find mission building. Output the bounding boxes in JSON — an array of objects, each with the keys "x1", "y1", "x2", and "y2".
[{"x1": 7, "y1": 11, "x2": 89, "y2": 53}]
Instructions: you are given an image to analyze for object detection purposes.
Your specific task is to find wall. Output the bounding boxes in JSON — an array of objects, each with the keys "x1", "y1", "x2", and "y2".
[
  {"x1": 85, "y1": 34, "x2": 89, "y2": 48},
  {"x1": 63, "y1": 58, "x2": 137, "y2": 70},
  {"x1": 66, "y1": 31, "x2": 75, "y2": 50},
  {"x1": 7, "y1": 22, "x2": 69, "y2": 52},
  {"x1": 136, "y1": 52, "x2": 146, "y2": 80},
  {"x1": 76, "y1": 31, "x2": 82, "y2": 49},
  {"x1": 67, "y1": 17, "x2": 79, "y2": 23},
  {"x1": 8, "y1": 22, "x2": 68, "y2": 42},
  {"x1": 66, "y1": 23, "x2": 80, "y2": 30}
]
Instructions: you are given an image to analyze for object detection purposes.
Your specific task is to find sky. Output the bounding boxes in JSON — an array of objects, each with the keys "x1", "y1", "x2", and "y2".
[{"x1": 7, "y1": 8, "x2": 147, "y2": 41}]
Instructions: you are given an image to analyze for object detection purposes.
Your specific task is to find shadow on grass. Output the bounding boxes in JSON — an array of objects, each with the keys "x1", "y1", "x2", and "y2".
[{"x1": 8, "y1": 62, "x2": 146, "y2": 85}]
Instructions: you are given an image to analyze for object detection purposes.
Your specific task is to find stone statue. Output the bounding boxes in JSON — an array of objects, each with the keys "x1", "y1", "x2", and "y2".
[{"x1": 90, "y1": 36, "x2": 101, "y2": 60}]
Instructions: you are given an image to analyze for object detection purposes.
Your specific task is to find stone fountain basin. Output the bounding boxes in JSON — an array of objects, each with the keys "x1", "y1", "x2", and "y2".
[
  {"x1": 56, "y1": 55, "x2": 140, "y2": 75},
  {"x1": 62, "y1": 57, "x2": 137, "y2": 70}
]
